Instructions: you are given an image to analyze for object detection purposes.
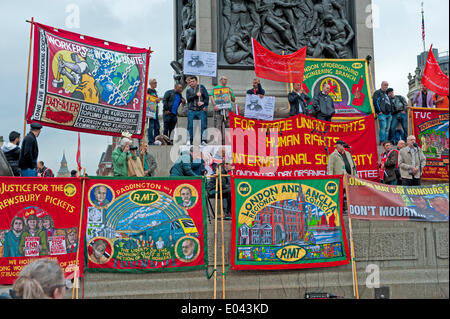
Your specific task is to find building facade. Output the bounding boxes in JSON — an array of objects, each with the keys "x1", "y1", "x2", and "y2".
[{"x1": 407, "y1": 48, "x2": 449, "y2": 103}]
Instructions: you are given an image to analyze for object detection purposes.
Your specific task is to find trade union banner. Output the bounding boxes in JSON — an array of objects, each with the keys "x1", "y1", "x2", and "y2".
[
  {"x1": 411, "y1": 107, "x2": 449, "y2": 181},
  {"x1": 346, "y1": 175, "x2": 449, "y2": 222},
  {"x1": 84, "y1": 177, "x2": 207, "y2": 273},
  {"x1": 229, "y1": 112, "x2": 380, "y2": 182},
  {"x1": 231, "y1": 176, "x2": 350, "y2": 270},
  {"x1": 252, "y1": 37, "x2": 306, "y2": 84},
  {"x1": 303, "y1": 58, "x2": 375, "y2": 119},
  {"x1": 0, "y1": 177, "x2": 84, "y2": 284},
  {"x1": 27, "y1": 22, "x2": 151, "y2": 138}
]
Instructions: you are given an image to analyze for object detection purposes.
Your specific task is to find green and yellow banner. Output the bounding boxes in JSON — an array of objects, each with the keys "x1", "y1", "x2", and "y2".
[
  {"x1": 303, "y1": 58, "x2": 375, "y2": 119},
  {"x1": 231, "y1": 176, "x2": 350, "y2": 270}
]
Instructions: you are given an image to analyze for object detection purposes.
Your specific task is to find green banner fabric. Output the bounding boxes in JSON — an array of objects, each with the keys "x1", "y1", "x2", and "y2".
[
  {"x1": 231, "y1": 176, "x2": 350, "y2": 270},
  {"x1": 84, "y1": 177, "x2": 207, "y2": 273},
  {"x1": 303, "y1": 58, "x2": 375, "y2": 119}
]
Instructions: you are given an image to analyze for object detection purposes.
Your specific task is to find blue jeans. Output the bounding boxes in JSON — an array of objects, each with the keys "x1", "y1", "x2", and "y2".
[
  {"x1": 147, "y1": 118, "x2": 160, "y2": 144},
  {"x1": 390, "y1": 112, "x2": 408, "y2": 144},
  {"x1": 187, "y1": 110, "x2": 207, "y2": 144},
  {"x1": 21, "y1": 168, "x2": 37, "y2": 177},
  {"x1": 378, "y1": 113, "x2": 392, "y2": 144}
]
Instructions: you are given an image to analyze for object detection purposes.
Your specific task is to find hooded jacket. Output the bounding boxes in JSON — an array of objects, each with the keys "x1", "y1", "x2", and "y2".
[{"x1": 1, "y1": 142, "x2": 21, "y2": 176}]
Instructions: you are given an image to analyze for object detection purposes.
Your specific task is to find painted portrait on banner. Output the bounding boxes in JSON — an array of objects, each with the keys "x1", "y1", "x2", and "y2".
[{"x1": 84, "y1": 178, "x2": 207, "y2": 272}]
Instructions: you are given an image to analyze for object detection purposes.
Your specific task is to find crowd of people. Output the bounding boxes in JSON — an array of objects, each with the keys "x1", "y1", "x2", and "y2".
[{"x1": 373, "y1": 81, "x2": 449, "y2": 147}]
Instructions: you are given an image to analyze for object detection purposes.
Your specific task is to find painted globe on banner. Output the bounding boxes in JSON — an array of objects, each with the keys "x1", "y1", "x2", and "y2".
[{"x1": 86, "y1": 55, "x2": 141, "y2": 107}]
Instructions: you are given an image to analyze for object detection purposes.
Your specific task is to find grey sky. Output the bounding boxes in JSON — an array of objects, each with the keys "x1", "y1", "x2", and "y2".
[{"x1": 0, "y1": 0, "x2": 448, "y2": 175}]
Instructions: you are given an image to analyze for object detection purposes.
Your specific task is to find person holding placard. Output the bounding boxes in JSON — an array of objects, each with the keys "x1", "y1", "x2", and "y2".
[
  {"x1": 147, "y1": 79, "x2": 162, "y2": 145},
  {"x1": 210, "y1": 75, "x2": 236, "y2": 145},
  {"x1": 186, "y1": 76, "x2": 209, "y2": 145}
]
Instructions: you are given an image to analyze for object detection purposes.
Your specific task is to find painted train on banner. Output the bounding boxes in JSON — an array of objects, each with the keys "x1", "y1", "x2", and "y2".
[
  {"x1": 231, "y1": 177, "x2": 350, "y2": 270},
  {"x1": 85, "y1": 178, "x2": 206, "y2": 271}
]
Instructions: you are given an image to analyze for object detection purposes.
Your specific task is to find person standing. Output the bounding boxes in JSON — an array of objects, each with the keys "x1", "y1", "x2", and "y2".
[
  {"x1": 18, "y1": 123, "x2": 42, "y2": 177},
  {"x1": 186, "y1": 76, "x2": 209, "y2": 145},
  {"x1": 288, "y1": 83, "x2": 311, "y2": 116},
  {"x1": 162, "y1": 83, "x2": 185, "y2": 141},
  {"x1": 412, "y1": 85, "x2": 434, "y2": 108},
  {"x1": 396, "y1": 140, "x2": 406, "y2": 184},
  {"x1": 311, "y1": 83, "x2": 335, "y2": 121},
  {"x1": 112, "y1": 137, "x2": 132, "y2": 177},
  {"x1": 147, "y1": 79, "x2": 162, "y2": 144},
  {"x1": 372, "y1": 81, "x2": 394, "y2": 145},
  {"x1": 433, "y1": 93, "x2": 449, "y2": 110},
  {"x1": 387, "y1": 88, "x2": 408, "y2": 144},
  {"x1": 127, "y1": 145, "x2": 145, "y2": 177},
  {"x1": 327, "y1": 140, "x2": 357, "y2": 176},
  {"x1": 1, "y1": 131, "x2": 21, "y2": 176},
  {"x1": 140, "y1": 143, "x2": 157, "y2": 177},
  {"x1": 246, "y1": 78, "x2": 265, "y2": 98},
  {"x1": 210, "y1": 75, "x2": 236, "y2": 145},
  {"x1": 379, "y1": 141, "x2": 399, "y2": 185},
  {"x1": 37, "y1": 161, "x2": 54, "y2": 177},
  {"x1": 398, "y1": 135, "x2": 427, "y2": 186}
]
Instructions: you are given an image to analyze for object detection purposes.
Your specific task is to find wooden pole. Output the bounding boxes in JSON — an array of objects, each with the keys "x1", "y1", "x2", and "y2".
[
  {"x1": 343, "y1": 173, "x2": 360, "y2": 299},
  {"x1": 218, "y1": 164, "x2": 226, "y2": 299},
  {"x1": 72, "y1": 168, "x2": 86, "y2": 299},
  {"x1": 213, "y1": 166, "x2": 219, "y2": 299},
  {"x1": 408, "y1": 107, "x2": 413, "y2": 136},
  {"x1": 23, "y1": 17, "x2": 34, "y2": 137}
]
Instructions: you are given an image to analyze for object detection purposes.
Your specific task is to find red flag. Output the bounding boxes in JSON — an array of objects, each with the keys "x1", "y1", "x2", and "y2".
[
  {"x1": 422, "y1": 45, "x2": 449, "y2": 96},
  {"x1": 252, "y1": 38, "x2": 306, "y2": 84},
  {"x1": 76, "y1": 133, "x2": 82, "y2": 172}
]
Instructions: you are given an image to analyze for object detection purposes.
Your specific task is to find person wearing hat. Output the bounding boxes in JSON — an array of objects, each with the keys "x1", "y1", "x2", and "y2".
[
  {"x1": 327, "y1": 140, "x2": 357, "y2": 176},
  {"x1": 18, "y1": 123, "x2": 42, "y2": 177},
  {"x1": 1, "y1": 131, "x2": 21, "y2": 176},
  {"x1": 127, "y1": 144, "x2": 145, "y2": 177}
]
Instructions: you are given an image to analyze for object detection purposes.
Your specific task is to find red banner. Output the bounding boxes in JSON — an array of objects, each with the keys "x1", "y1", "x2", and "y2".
[
  {"x1": 346, "y1": 175, "x2": 449, "y2": 222},
  {"x1": 0, "y1": 177, "x2": 85, "y2": 284},
  {"x1": 27, "y1": 22, "x2": 151, "y2": 138},
  {"x1": 84, "y1": 177, "x2": 207, "y2": 273},
  {"x1": 411, "y1": 107, "x2": 449, "y2": 181},
  {"x1": 252, "y1": 38, "x2": 306, "y2": 84},
  {"x1": 422, "y1": 46, "x2": 449, "y2": 96},
  {"x1": 229, "y1": 112, "x2": 380, "y2": 182}
]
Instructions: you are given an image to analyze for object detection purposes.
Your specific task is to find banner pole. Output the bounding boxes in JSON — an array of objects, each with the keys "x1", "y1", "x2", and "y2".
[
  {"x1": 344, "y1": 174, "x2": 359, "y2": 299},
  {"x1": 213, "y1": 167, "x2": 219, "y2": 299},
  {"x1": 282, "y1": 50, "x2": 292, "y2": 95},
  {"x1": 218, "y1": 164, "x2": 226, "y2": 299},
  {"x1": 408, "y1": 107, "x2": 412, "y2": 136},
  {"x1": 142, "y1": 117, "x2": 149, "y2": 171},
  {"x1": 23, "y1": 17, "x2": 34, "y2": 137},
  {"x1": 72, "y1": 168, "x2": 86, "y2": 299}
]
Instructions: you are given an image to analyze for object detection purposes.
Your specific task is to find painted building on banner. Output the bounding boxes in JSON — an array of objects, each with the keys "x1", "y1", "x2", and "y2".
[{"x1": 239, "y1": 199, "x2": 308, "y2": 246}]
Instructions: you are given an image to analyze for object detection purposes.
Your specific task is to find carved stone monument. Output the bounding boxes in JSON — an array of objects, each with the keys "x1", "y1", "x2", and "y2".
[{"x1": 173, "y1": 0, "x2": 374, "y2": 118}]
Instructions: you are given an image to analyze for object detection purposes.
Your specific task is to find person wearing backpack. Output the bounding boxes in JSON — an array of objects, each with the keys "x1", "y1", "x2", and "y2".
[
  {"x1": 387, "y1": 88, "x2": 408, "y2": 145},
  {"x1": 37, "y1": 161, "x2": 54, "y2": 177}
]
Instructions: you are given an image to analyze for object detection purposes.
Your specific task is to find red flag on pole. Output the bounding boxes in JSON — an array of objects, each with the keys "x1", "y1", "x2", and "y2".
[
  {"x1": 76, "y1": 133, "x2": 82, "y2": 172},
  {"x1": 422, "y1": 45, "x2": 449, "y2": 96},
  {"x1": 252, "y1": 38, "x2": 306, "y2": 84}
]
